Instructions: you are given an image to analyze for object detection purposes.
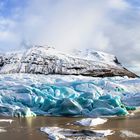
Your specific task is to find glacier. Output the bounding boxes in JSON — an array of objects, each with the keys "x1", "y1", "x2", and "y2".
[{"x1": 0, "y1": 74, "x2": 139, "y2": 117}]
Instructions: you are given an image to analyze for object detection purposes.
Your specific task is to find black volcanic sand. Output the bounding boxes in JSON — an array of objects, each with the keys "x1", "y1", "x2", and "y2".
[{"x1": 0, "y1": 112, "x2": 140, "y2": 140}]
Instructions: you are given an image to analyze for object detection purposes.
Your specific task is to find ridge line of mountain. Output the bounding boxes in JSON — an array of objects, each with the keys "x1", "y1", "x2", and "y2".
[{"x1": 0, "y1": 46, "x2": 138, "y2": 78}]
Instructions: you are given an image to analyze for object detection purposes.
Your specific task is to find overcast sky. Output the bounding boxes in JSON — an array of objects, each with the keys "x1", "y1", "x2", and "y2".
[{"x1": 0, "y1": 0, "x2": 140, "y2": 75}]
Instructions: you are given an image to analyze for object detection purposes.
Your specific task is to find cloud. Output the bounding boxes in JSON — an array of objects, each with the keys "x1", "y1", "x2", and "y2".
[
  {"x1": 0, "y1": 17, "x2": 21, "y2": 51},
  {"x1": 0, "y1": 0, "x2": 140, "y2": 74},
  {"x1": 19, "y1": 0, "x2": 128, "y2": 52},
  {"x1": 109, "y1": 0, "x2": 129, "y2": 9}
]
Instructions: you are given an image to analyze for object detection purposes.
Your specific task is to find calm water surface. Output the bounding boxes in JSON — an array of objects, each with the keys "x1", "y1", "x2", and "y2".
[{"x1": 0, "y1": 112, "x2": 140, "y2": 140}]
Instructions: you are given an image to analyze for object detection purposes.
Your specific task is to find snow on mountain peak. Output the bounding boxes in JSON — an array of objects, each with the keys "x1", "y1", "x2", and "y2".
[
  {"x1": 71, "y1": 49, "x2": 120, "y2": 66},
  {"x1": 0, "y1": 45, "x2": 137, "y2": 77}
]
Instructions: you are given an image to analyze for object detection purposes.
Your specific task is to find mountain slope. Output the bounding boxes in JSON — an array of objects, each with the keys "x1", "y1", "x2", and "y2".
[{"x1": 0, "y1": 46, "x2": 137, "y2": 77}]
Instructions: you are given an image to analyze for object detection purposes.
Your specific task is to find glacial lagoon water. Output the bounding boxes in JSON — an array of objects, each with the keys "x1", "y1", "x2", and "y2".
[
  {"x1": 0, "y1": 112, "x2": 140, "y2": 140},
  {"x1": 0, "y1": 74, "x2": 140, "y2": 139}
]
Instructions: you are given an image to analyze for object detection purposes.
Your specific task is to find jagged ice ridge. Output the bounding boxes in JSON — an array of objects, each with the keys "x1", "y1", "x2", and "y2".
[{"x1": 0, "y1": 74, "x2": 139, "y2": 117}]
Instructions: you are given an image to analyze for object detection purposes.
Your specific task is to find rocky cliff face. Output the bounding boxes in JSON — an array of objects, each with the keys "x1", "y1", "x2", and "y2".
[{"x1": 0, "y1": 46, "x2": 137, "y2": 77}]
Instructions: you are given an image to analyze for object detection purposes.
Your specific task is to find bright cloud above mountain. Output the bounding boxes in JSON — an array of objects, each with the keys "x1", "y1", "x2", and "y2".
[{"x1": 0, "y1": 0, "x2": 140, "y2": 74}]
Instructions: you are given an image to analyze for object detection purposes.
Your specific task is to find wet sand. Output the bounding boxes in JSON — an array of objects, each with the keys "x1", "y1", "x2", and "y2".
[{"x1": 0, "y1": 112, "x2": 140, "y2": 140}]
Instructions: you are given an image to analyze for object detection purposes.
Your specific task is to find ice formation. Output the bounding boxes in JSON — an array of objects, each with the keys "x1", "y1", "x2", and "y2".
[{"x1": 0, "y1": 74, "x2": 139, "y2": 117}]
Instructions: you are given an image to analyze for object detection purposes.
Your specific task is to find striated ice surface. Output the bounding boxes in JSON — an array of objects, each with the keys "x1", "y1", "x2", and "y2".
[{"x1": 0, "y1": 74, "x2": 139, "y2": 117}]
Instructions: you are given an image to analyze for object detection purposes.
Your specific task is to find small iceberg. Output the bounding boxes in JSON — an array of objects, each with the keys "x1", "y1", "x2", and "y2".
[
  {"x1": 120, "y1": 130, "x2": 140, "y2": 138},
  {"x1": 74, "y1": 118, "x2": 107, "y2": 126},
  {"x1": 0, "y1": 127, "x2": 7, "y2": 133},
  {"x1": 40, "y1": 126, "x2": 114, "y2": 140},
  {"x1": 0, "y1": 119, "x2": 13, "y2": 123},
  {"x1": 0, "y1": 119, "x2": 13, "y2": 133}
]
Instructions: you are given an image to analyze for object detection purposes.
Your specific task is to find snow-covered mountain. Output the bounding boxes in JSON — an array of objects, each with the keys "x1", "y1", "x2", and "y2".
[
  {"x1": 71, "y1": 48, "x2": 121, "y2": 66},
  {"x1": 0, "y1": 46, "x2": 137, "y2": 77}
]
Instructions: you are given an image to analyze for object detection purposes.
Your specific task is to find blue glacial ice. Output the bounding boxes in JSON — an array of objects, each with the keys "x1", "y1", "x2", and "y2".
[{"x1": 0, "y1": 74, "x2": 140, "y2": 117}]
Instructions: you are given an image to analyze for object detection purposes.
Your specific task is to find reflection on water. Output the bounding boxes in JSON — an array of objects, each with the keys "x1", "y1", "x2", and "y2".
[{"x1": 0, "y1": 112, "x2": 140, "y2": 140}]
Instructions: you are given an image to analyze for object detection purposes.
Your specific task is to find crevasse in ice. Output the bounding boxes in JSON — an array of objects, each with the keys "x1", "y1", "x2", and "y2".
[{"x1": 0, "y1": 74, "x2": 139, "y2": 117}]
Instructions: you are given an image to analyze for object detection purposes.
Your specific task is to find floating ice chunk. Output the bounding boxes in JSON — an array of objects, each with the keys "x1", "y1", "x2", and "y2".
[
  {"x1": 74, "y1": 118, "x2": 107, "y2": 126},
  {"x1": 40, "y1": 127, "x2": 66, "y2": 140},
  {"x1": 120, "y1": 130, "x2": 140, "y2": 138},
  {"x1": 0, "y1": 119, "x2": 13, "y2": 123},
  {"x1": 40, "y1": 126, "x2": 114, "y2": 140},
  {"x1": 93, "y1": 129, "x2": 114, "y2": 137},
  {"x1": 0, "y1": 127, "x2": 7, "y2": 133}
]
